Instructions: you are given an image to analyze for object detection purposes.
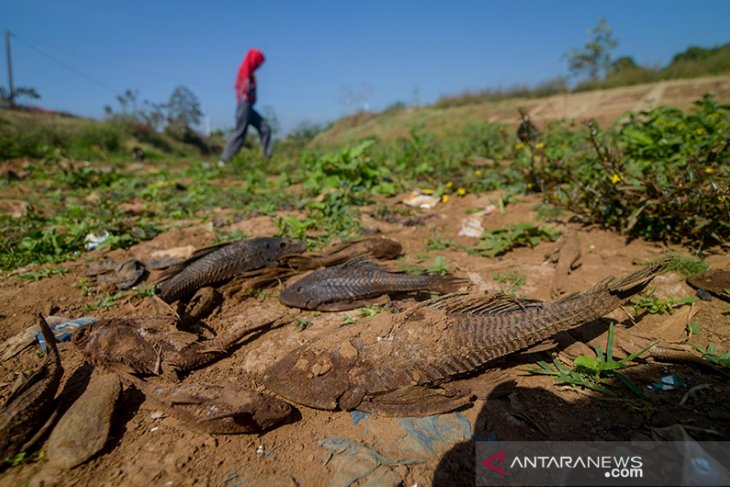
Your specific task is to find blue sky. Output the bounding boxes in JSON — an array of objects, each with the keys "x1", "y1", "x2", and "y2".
[{"x1": 2, "y1": 0, "x2": 729, "y2": 134}]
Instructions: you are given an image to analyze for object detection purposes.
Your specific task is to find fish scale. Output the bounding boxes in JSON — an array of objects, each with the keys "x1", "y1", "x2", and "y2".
[
  {"x1": 157, "y1": 237, "x2": 306, "y2": 303},
  {"x1": 279, "y1": 256, "x2": 465, "y2": 310}
]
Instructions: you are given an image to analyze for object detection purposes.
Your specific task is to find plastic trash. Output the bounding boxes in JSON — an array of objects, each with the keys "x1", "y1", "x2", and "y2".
[
  {"x1": 458, "y1": 217, "x2": 484, "y2": 238},
  {"x1": 84, "y1": 230, "x2": 110, "y2": 250},
  {"x1": 37, "y1": 316, "x2": 97, "y2": 351},
  {"x1": 403, "y1": 192, "x2": 439, "y2": 209}
]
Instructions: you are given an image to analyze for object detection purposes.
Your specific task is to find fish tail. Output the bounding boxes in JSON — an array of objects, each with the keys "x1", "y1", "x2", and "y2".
[
  {"x1": 428, "y1": 275, "x2": 469, "y2": 294},
  {"x1": 37, "y1": 314, "x2": 60, "y2": 362}
]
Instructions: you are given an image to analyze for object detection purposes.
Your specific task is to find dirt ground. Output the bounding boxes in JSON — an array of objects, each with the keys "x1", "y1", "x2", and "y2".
[{"x1": 1, "y1": 190, "x2": 729, "y2": 487}]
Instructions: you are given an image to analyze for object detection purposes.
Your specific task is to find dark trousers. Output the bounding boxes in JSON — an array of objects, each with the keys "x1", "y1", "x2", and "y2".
[{"x1": 220, "y1": 100, "x2": 272, "y2": 162}]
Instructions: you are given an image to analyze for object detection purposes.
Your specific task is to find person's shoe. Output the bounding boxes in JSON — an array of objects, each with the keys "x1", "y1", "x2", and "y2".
[{"x1": 217, "y1": 160, "x2": 227, "y2": 168}]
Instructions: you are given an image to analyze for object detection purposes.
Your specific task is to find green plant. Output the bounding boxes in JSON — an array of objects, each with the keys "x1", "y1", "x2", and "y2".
[
  {"x1": 358, "y1": 305, "x2": 384, "y2": 318},
  {"x1": 214, "y1": 229, "x2": 249, "y2": 244},
  {"x1": 529, "y1": 323, "x2": 653, "y2": 396},
  {"x1": 492, "y1": 270, "x2": 525, "y2": 295},
  {"x1": 533, "y1": 204, "x2": 565, "y2": 221},
  {"x1": 425, "y1": 230, "x2": 453, "y2": 251},
  {"x1": 426, "y1": 256, "x2": 450, "y2": 275},
  {"x1": 293, "y1": 317, "x2": 312, "y2": 331},
  {"x1": 133, "y1": 282, "x2": 157, "y2": 298},
  {"x1": 637, "y1": 253, "x2": 709, "y2": 277},
  {"x1": 631, "y1": 293, "x2": 695, "y2": 315},
  {"x1": 341, "y1": 315, "x2": 356, "y2": 326},
  {"x1": 472, "y1": 223, "x2": 559, "y2": 258},
  {"x1": 84, "y1": 292, "x2": 123, "y2": 311},
  {"x1": 4, "y1": 451, "x2": 27, "y2": 467},
  {"x1": 564, "y1": 18, "x2": 619, "y2": 81},
  {"x1": 17, "y1": 266, "x2": 68, "y2": 281},
  {"x1": 691, "y1": 343, "x2": 730, "y2": 367}
]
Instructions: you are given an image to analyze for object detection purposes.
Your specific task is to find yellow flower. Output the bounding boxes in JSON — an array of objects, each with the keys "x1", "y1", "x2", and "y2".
[
  {"x1": 535, "y1": 142, "x2": 545, "y2": 150},
  {"x1": 446, "y1": 181, "x2": 454, "y2": 188},
  {"x1": 677, "y1": 182, "x2": 683, "y2": 188},
  {"x1": 421, "y1": 188, "x2": 435, "y2": 195},
  {"x1": 475, "y1": 170, "x2": 482, "y2": 177},
  {"x1": 609, "y1": 174, "x2": 622, "y2": 185},
  {"x1": 515, "y1": 143, "x2": 525, "y2": 151},
  {"x1": 457, "y1": 187, "x2": 466, "y2": 196},
  {"x1": 527, "y1": 183, "x2": 533, "y2": 189},
  {"x1": 705, "y1": 167, "x2": 714, "y2": 174},
  {"x1": 441, "y1": 194, "x2": 449, "y2": 203}
]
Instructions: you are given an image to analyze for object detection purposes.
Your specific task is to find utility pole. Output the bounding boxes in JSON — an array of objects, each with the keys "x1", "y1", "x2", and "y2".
[{"x1": 5, "y1": 30, "x2": 14, "y2": 105}]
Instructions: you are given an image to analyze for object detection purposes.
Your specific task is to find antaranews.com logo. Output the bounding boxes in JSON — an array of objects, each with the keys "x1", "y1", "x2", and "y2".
[
  {"x1": 482, "y1": 450, "x2": 643, "y2": 479},
  {"x1": 475, "y1": 441, "x2": 730, "y2": 486}
]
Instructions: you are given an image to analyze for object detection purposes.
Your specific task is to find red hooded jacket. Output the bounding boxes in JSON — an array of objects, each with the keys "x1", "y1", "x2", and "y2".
[{"x1": 235, "y1": 49, "x2": 265, "y2": 103}]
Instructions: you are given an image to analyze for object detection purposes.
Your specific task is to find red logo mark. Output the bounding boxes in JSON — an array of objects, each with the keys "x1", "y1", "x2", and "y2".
[{"x1": 482, "y1": 450, "x2": 507, "y2": 475}]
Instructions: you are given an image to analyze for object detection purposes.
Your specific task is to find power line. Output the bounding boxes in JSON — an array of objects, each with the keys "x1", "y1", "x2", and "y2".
[
  {"x1": 10, "y1": 32, "x2": 323, "y2": 105},
  {"x1": 11, "y1": 33, "x2": 117, "y2": 94}
]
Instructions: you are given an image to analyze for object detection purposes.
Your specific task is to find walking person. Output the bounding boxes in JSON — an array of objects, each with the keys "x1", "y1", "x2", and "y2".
[{"x1": 218, "y1": 48, "x2": 273, "y2": 167}]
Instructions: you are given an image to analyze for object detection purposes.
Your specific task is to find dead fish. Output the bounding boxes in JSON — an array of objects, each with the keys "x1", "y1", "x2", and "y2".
[
  {"x1": 279, "y1": 256, "x2": 466, "y2": 311},
  {"x1": 72, "y1": 310, "x2": 282, "y2": 380},
  {"x1": 122, "y1": 374, "x2": 293, "y2": 434},
  {"x1": 264, "y1": 259, "x2": 669, "y2": 416},
  {"x1": 156, "y1": 237, "x2": 307, "y2": 303},
  {"x1": 285, "y1": 237, "x2": 403, "y2": 270},
  {"x1": 0, "y1": 315, "x2": 64, "y2": 461},
  {"x1": 686, "y1": 269, "x2": 730, "y2": 302},
  {"x1": 46, "y1": 372, "x2": 121, "y2": 469}
]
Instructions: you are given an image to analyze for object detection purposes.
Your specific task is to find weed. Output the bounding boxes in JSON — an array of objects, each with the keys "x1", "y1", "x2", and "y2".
[
  {"x1": 341, "y1": 315, "x2": 356, "y2": 326},
  {"x1": 18, "y1": 267, "x2": 69, "y2": 281},
  {"x1": 77, "y1": 277, "x2": 95, "y2": 297},
  {"x1": 425, "y1": 230, "x2": 453, "y2": 251},
  {"x1": 426, "y1": 256, "x2": 450, "y2": 275},
  {"x1": 293, "y1": 317, "x2": 312, "y2": 331},
  {"x1": 529, "y1": 323, "x2": 653, "y2": 396},
  {"x1": 636, "y1": 253, "x2": 709, "y2": 277},
  {"x1": 472, "y1": 223, "x2": 559, "y2": 258},
  {"x1": 133, "y1": 282, "x2": 157, "y2": 298},
  {"x1": 214, "y1": 229, "x2": 249, "y2": 244},
  {"x1": 4, "y1": 451, "x2": 27, "y2": 467},
  {"x1": 533, "y1": 204, "x2": 565, "y2": 221},
  {"x1": 691, "y1": 343, "x2": 730, "y2": 367},
  {"x1": 84, "y1": 292, "x2": 123, "y2": 311},
  {"x1": 631, "y1": 293, "x2": 695, "y2": 315},
  {"x1": 492, "y1": 270, "x2": 525, "y2": 295},
  {"x1": 687, "y1": 321, "x2": 702, "y2": 336},
  {"x1": 358, "y1": 305, "x2": 384, "y2": 318}
]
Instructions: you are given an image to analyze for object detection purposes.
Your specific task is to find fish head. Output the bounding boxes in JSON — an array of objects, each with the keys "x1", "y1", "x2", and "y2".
[
  {"x1": 278, "y1": 277, "x2": 323, "y2": 309},
  {"x1": 262, "y1": 342, "x2": 359, "y2": 410},
  {"x1": 257, "y1": 237, "x2": 307, "y2": 261},
  {"x1": 249, "y1": 393, "x2": 295, "y2": 430}
]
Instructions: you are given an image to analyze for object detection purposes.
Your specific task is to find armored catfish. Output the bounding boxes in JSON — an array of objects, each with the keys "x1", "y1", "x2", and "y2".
[
  {"x1": 279, "y1": 256, "x2": 466, "y2": 311},
  {"x1": 157, "y1": 237, "x2": 306, "y2": 303},
  {"x1": 1, "y1": 315, "x2": 64, "y2": 460},
  {"x1": 264, "y1": 260, "x2": 669, "y2": 416}
]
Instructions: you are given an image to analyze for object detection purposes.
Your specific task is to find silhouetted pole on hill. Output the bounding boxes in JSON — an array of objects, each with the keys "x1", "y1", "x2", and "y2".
[{"x1": 5, "y1": 30, "x2": 15, "y2": 105}]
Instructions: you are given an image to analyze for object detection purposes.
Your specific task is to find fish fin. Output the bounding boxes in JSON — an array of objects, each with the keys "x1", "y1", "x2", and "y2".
[
  {"x1": 356, "y1": 385, "x2": 471, "y2": 416},
  {"x1": 593, "y1": 258, "x2": 671, "y2": 296},
  {"x1": 338, "y1": 255, "x2": 383, "y2": 270},
  {"x1": 316, "y1": 296, "x2": 390, "y2": 312},
  {"x1": 427, "y1": 293, "x2": 543, "y2": 315}
]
